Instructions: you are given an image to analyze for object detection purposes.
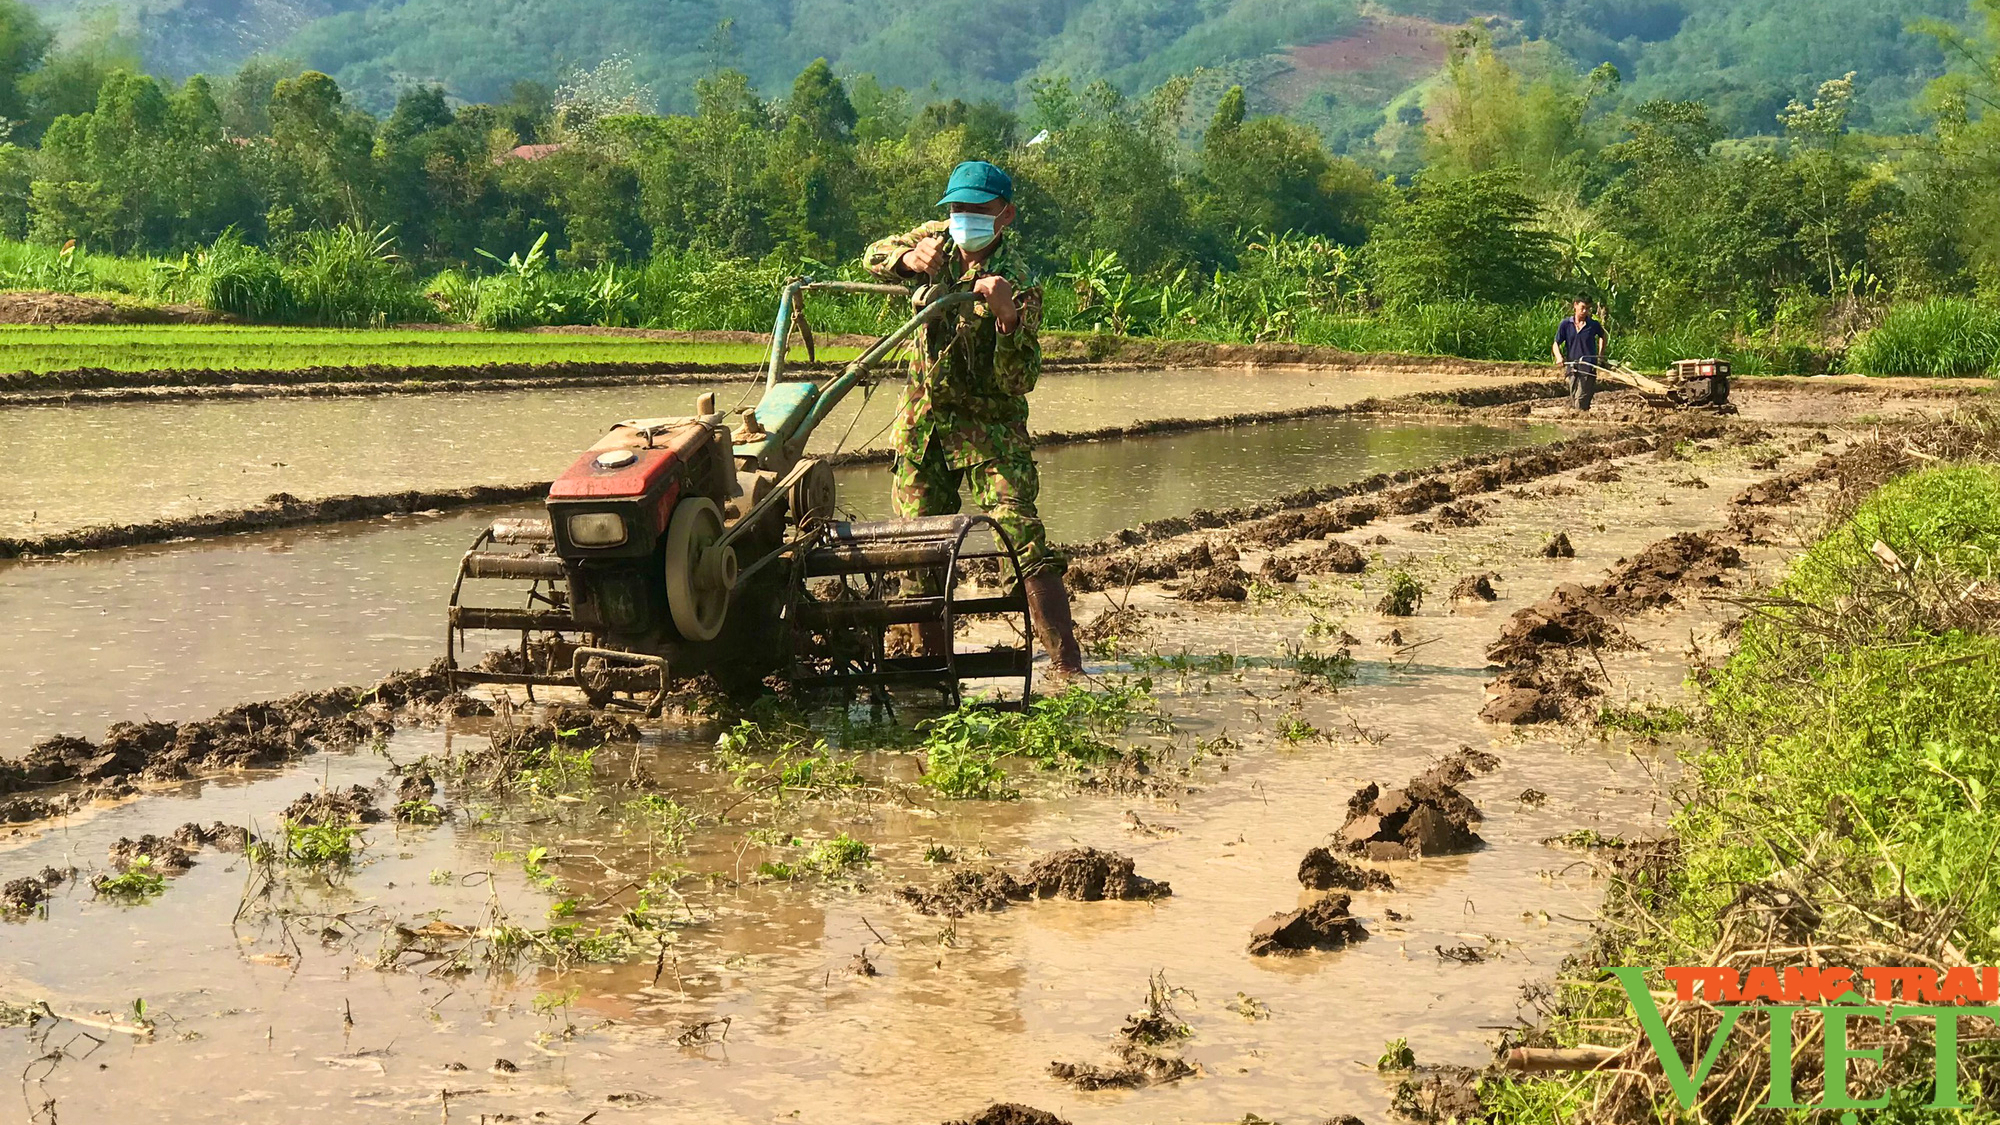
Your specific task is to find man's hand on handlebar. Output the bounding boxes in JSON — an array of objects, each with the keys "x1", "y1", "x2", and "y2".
[
  {"x1": 972, "y1": 274, "x2": 1019, "y2": 333},
  {"x1": 898, "y1": 235, "x2": 946, "y2": 279}
]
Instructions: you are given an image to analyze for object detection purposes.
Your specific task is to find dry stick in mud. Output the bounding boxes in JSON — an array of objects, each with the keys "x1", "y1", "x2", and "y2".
[{"x1": 0, "y1": 381, "x2": 1564, "y2": 559}]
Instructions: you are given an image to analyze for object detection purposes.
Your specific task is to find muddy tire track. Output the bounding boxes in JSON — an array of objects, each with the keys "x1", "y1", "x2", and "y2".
[{"x1": 1, "y1": 382, "x2": 1562, "y2": 558}]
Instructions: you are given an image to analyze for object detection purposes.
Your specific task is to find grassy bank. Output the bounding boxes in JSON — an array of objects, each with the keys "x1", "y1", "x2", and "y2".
[
  {"x1": 0, "y1": 236, "x2": 1918, "y2": 377},
  {"x1": 0, "y1": 325, "x2": 851, "y2": 374},
  {"x1": 1490, "y1": 428, "x2": 2000, "y2": 1121}
]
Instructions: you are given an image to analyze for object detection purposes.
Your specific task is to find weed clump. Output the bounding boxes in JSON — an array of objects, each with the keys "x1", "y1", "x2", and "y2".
[
  {"x1": 1376, "y1": 570, "x2": 1427, "y2": 616},
  {"x1": 917, "y1": 682, "x2": 1159, "y2": 800}
]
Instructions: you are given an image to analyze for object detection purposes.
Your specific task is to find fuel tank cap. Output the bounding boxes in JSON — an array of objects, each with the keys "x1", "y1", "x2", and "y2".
[{"x1": 594, "y1": 449, "x2": 638, "y2": 469}]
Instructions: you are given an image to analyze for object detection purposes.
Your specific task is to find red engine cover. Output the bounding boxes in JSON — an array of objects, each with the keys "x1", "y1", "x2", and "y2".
[{"x1": 549, "y1": 424, "x2": 707, "y2": 500}]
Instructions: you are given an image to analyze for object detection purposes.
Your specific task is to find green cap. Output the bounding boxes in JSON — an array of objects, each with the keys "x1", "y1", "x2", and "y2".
[{"x1": 936, "y1": 160, "x2": 1013, "y2": 206}]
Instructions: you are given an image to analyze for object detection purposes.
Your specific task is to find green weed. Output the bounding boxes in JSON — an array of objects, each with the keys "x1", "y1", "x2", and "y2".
[
  {"x1": 282, "y1": 821, "x2": 364, "y2": 867},
  {"x1": 1378, "y1": 1037, "x2": 1417, "y2": 1071},
  {"x1": 93, "y1": 857, "x2": 166, "y2": 901},
  {"x1": 1376, "y1": 570, "x2": 1427, "y2": 616},
  {"x1": 798, "y1": 833, "x2": 872, "y2": 878},
  {"x1": 917, "y1": 682, "x2": 1159, "y2": 799},
  {"x1": 1593, "y1": 703, "x2": 1694, "y2": 737}
]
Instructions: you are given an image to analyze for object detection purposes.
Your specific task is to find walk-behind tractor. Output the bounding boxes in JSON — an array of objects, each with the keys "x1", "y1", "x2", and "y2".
[
  {"x1": 445, "y1": 280, "x2": 1035, "y2": 712},
  {"x1": 1594, "y1": 357, "x2": 1733, "y2": 409}
]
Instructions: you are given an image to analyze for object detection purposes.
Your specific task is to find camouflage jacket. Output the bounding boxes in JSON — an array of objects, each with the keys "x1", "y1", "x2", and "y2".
[{"x1": 862, "y1": 219, "x2": 1043, "y2": 468}]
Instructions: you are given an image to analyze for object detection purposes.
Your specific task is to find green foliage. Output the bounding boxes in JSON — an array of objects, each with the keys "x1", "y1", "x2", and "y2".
[
  {"x1": 917, "y1": 682, "x2": 1158, "y2": 799},
  {"x1": 92, "y1": 856, "x2": 166, "y2": 900},
  {"x1": 1849, "y1": 298, "x2": 2000, "y2": 376},
  {"x1": 1377, "y1": 1036, "x2": 1416, "y2": 1071},
  {"x1": 282, "y1": 820, "x2": 364, "y2": 867},
  {"x1": 798, "y1": 833, "x2": 872, "y2": 878},
  {"x1": 1594, "y1": 702, "x2": 1694, "y2": 737},
  {"x1": 1370, "y1": 170, "x2": 1556, "y2": 307},
  {"x1": 1276, "y1": 712, "x2": 1322, "y2": 743},
  {"x1": 621, "y1": 794, "x2": 700, "y2": 852},
  {"x1": 1377, "y1": 569, "x2": 1427, "y2": 616}
]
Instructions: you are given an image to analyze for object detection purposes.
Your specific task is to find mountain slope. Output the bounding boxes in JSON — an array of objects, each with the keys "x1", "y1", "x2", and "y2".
[{"x1": 27, "y1": 0, "x2": 1972, "y2": 138}]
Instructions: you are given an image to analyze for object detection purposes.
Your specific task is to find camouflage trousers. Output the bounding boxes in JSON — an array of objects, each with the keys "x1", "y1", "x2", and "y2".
[{"x1": 890, "y1": 443, "x2": 1064, "y2": 580}]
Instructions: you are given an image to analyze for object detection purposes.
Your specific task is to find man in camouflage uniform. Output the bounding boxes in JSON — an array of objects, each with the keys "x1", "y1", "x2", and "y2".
[{"x1": 863, "y1": 159, "x2": 1083, "y2": 677}]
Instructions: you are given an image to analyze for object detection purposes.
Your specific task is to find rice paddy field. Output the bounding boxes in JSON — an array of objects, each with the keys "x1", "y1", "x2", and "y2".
[{"x1": 0, "y1": 325, "x2": 856, "y2": 374}]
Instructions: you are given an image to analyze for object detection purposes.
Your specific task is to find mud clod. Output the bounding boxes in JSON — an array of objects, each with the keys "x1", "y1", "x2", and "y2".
[
  {"x1": 1316, "y1": 540, "x2": 1369, "y2": 574},
  {"x1": 282, "y1": 785, "x2": 382, "y2": 827},
  {"x1": 1577, "y1": 463, "x2": 1622, "y2": 484},
  {"x1": 1048, "y1": 1053, "x2": 1196, "y2": 1090},
  {"x1": 895, "y1": 868, "x2": 1031, "y2": 917},
  {"x1": 1078, "y1": 605, "x2": 1151, "y2": 647},
  {"x1": 2, "y1": 876, "x2": 50, "y2": 911},
  {"x1": 1448, "y1": 572, "x2": 1499, "y2": 602},
  {"x1": 1593, "y1": 531, "x2": 1743, "y2": 611},
  {"x1": 898, "y1": 848, "x2": 1168, "y2": 915},
  {"x1": 1248, "y1": 892, "x2": 1369, "y2": 955},
  {"x1": 1485, "y1": 585, "x2": 1632, "y2": 666},
  {"x1": 1391, "y1": 1064, "x2": 1493, "y2": 1124},
  {"x1": 1259, "y1": 556, "x2": 1299, "y2": 583},
  {"x1": 1518, "y1": 788, "x2": 1550, "y2": 807},
  {"x1": 1023, "y1": 847, "x2": 1171, "y2": 901},
  {"x1": 1297, "y1": 847, "x2": 1395, "y2": 892},
  {"x1": 1420, "y1": 747, "x2": 1501, "y2": 786},
  {"x1": 1540, "y1": 531, "x2": 1576, "y2": 558},
  {"x1": 1337, "y1": 777, "x2": 1485, "y2": 859},
  {"x1": 944, "y1": 1105, "x2": 1072, "y2": 1125},
  {"x1": 1176, "y1": 564, "x2": 1251, "y2": 602},
  {"x1": 108, "y1": 834, "x2": 194, "y2": 873},
  {"x1": 1479, "y1": 664, "x2": 1604, "y2": 725},
  {"x1": 1432, "y1": 503, "x2": 1483, "y2": 529},
  {"x1": 170, "y1": 821, "x2": 250, "y2": 851}
]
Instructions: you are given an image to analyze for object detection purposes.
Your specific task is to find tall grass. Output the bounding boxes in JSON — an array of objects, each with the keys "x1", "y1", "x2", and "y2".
[
  {"x1": 156, "y1": 227, "x2": 432, "y2": 327},
  {"x1": 1848, "y1": 297, "x2": 2000, "y2": 377}
]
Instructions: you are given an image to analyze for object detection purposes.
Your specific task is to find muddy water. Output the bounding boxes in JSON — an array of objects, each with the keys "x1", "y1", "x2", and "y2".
[
  {"x1": 0, "y1": 436, "x2": 1807, "y2": 1123},
  {"x1": 0, "y1": 366, "x2": 1507, "y2": 535},
  {"x1": 0, "y1": 418, "x2": 1561, "y2": 752}
]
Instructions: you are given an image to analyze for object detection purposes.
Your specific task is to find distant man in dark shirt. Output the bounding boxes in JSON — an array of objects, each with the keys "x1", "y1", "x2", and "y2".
[{"x1": 1552, "y1": 298, "x2": 1608, "y2": 411}]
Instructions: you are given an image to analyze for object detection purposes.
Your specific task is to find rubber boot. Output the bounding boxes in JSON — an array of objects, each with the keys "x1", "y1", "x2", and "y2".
[{"x1": 1024, "y1": 572, "x2": 1084, "y2": 680}]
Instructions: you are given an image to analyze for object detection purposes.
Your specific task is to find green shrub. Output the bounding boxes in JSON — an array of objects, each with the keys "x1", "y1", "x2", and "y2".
[{"x1": 1848, "y1": 298, "x2": 2000, "y2": 377}]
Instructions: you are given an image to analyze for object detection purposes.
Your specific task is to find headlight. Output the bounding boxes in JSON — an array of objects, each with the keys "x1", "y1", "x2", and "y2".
[{"x1": 567, "y1": 512, "x2": 627, "y2": 547}]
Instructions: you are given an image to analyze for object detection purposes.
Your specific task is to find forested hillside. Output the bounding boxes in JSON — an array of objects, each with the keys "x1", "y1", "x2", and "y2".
[{"x1": 30, "y1": 0, "x2": 1970, "y2": 142}]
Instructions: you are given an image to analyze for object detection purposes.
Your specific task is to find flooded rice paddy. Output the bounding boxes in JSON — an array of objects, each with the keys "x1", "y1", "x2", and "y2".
[
  {"x1": 0, "y1": 430, "x2": 1802, "y2": 1123},
  {"x1": 0, "y1": 356, "x2": 1829, "y2": 1124},
  {"x1": 0, "y1": 366, "x2": 1510, "y2": 536},
  {"x1": 0, "y1": 416, "x2": 1561, "y2": 751}
]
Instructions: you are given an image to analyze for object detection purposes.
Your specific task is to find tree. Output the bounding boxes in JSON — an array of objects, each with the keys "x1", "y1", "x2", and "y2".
[
  {"x1": 1424, "y1": 26, "x2": 1608, "y2": 194},
  {"x1": 0, "y1": 0, "x2": 48, "y2": 128},
  {"x1": 265, "y1": 71, "x2": 377, "y2": 231},
  {"x1": 19, "y1": 16, "x2": 139, "y2": 140},
  {"x1": 1197, "y1": 84, "x2": 1376, "y2": 246},
  {"x1": 1370, "y1": 170, "x2": 1557, "y2": 305}
]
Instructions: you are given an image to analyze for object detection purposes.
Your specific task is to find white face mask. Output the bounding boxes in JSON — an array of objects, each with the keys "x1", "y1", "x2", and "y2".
[{"x1": 948, "y1": 212, "x2": 999, "y2": 253}]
